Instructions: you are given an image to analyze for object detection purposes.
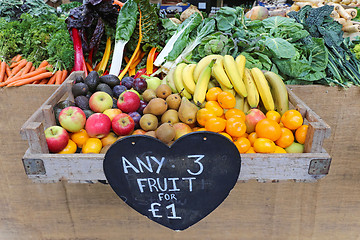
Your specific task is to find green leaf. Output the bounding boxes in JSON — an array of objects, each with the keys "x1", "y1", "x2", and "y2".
[
  {"x1": 115, "y1": 0, "x2": 138, "y2": 42},
  {"x1": 264, "y1": 38, "x2": 296, "y2": 59}
]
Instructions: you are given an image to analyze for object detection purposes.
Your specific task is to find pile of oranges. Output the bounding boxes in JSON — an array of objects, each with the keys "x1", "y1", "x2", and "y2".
[{"x1": 195, "y1": 87, "x2": 309, "y2": 154}]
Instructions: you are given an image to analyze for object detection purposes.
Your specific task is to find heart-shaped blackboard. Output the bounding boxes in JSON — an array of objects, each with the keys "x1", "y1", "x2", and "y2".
[{"x1": 103, "y1": 131, "x2": 241, "y2": 231}]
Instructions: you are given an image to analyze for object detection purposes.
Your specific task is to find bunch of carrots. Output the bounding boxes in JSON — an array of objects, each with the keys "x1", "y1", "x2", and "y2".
[{"x1": 0, "y1": 55, "x2": 68, "y2": 87}]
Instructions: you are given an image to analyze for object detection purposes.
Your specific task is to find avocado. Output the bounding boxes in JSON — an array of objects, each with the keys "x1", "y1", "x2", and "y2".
[
  {"x1": 53, "y1": 100, "x2": 75, "y2": 125},
  {"x1": 96, "y1": 83, "x2": 113, "y2": 97},
  {"x1": 75, "y1": 95, "x2": 90, "y2": 110},
  {"x1": 72, "y1": 82, "x2": 89, "y2": 98},
  {"x1": 112, "y1": 97, "x2": 118, "y2": 109},
  {"x1": 74, "y1": 75, "x2": 84, "y2": 83},
  {"x1": 83, "y1": 109, "x2": 95, "y2": 119},
  {"x1": 99, "y1": 74, "x2": 120, "y2": 88},
  {"x1": 84, "y1": 71, "x2": 100, "y2": 92}
]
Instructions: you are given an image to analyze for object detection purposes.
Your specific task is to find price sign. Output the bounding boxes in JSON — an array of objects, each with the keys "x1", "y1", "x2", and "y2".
[{"x1": 103, "y1": 132, "x2": 241, "y2": 231}]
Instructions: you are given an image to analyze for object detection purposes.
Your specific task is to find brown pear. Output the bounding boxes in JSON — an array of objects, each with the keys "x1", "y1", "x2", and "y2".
[
  {"x1": 155, "y1": 123, "x2": 175, "y2": 144},
  {"x1": 143, "y1": 98, "x2": 168, "y2": 115},
  {"x1": 139, "y1": 114, "x2": 158, "y2": 131},
  {"x1": 142, "y1": 89, "x2": 157, "y2": 102},
  {"x1": 166, "y1": 93, "x2": 181, "y2": 110},
  {"x1": 178, "y1": 97, "x2": 198, "y2": 124},
  {"x1": 161, "y1": 109, "x2": 179, "y2": 124},
  {"x1": 155, "y1": 84, "x2": 172, "y2": 99}
]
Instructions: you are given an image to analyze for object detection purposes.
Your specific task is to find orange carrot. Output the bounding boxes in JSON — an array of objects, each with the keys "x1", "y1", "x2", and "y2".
[
  {"x1": 4, "y1": 74, "x2": 7, "y2": 82},
  {"x1": 39, "y1": 78, "x2": 48, "y2": 84},
  {"x1": 1, "y1": 67, "x2": 48, "y2": 87},
  {"x1": 32, "y1": 80, "x2": 41, "y2": 84},
  {"x1": 11, "y1": 55, "x2": 21, "y2": 62},
  {"x1": 10, "y1": 58, "x2": 26, "y2": 69},
  {"x1": 10, "y1": 60, "x2": 27, "y2": 77},
  {"x1": 7, "y1": 72, "x2": 53, "y2": 87},
  {"x1": 5, "y1": 64, "x2": 11, "y2": 77},
  {"x1": 55, "y1": 70, "x2": 63, "y2": 85},
  {"x1": 47, "y1": 72, "x2": 57, "y2": 85},
  {"x1": 0, "y1": 62, "x2": 6, "y2": 82},
  {"x1": 20, "y1": 62, "x2": 33, "y2": 76},
  {"x1": 38, "y1": 60, "x2": 49, "y2": 69},
  {"x1": 30, "y1": 65, "x2": 35, "y2": 72},
  {"x1": 60, "y1": 70, "x2": 68, "y2": 84}
]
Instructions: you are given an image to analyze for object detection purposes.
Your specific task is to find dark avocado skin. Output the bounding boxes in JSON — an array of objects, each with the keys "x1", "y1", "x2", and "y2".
[
  {"x1": 72, "y1": 82, "x2": 89, "y2": 98},
  {"x1": 75, "y1": 95, "x2": 90, "y2": 110},
  {"x1": 99, "y1": 74, "x2": 120, "y2": 88},
  {"x1": 74, "y1": 75, "x2": 84, "y2": 83},
  {"x1": 96, "y1": 83, "x2": 113, "y2": 97},
  {"x1": 83, "y1": 109, "x2": 95, "y2": 119},
  {"x1": 84, "y1": 71, "x2": 100, "y2": 92}
]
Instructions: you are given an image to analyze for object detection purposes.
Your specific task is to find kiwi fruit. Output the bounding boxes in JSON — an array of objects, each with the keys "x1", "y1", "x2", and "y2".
[
  {"x1": 143, "y1": 98, "x2": 168, "y2": 116},
  {"x1": 142, "y1": 89, "x2": 157, "y2": 102},
  {"x1": 161, "y1": 109, "x2": 179, "y2": 124},
  {"x1": 139, "y1": 114, "x2": 158, "y2": 131},
  {"x1": 155, "y1": 123, "x2": 175, "y2": 144},
  {"x1": 166, "y1": 93, "x2": 181, "y2": 110},
  {"x1": 155, "y1": 84, "x2": 172, "y2": 99}
]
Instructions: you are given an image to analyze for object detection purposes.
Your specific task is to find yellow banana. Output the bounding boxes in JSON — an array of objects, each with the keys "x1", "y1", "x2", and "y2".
[
  {"x1": 223, "y1": 55, "x2": 248, "y2": 98},
  {"x1": 174, "y1": 63, "x2": 192, "y2": 99},
  {"x1": 212, "y1": 58, "x2": 233, "y2": 89},
  {"x1": 250, "y1": 68, "x2": 275, "y2": 111},
  {"x1": 234, "y1": 94, "x2": 245, "y2": 111},
  {"x1": 235, "y1": 54, "x2": 246, "y2": 79},
  {"x1": 243, "y1": 98, "x2": 251, "y2": 113},
  {"x1": 264, "y1": 71, "x2": 289, "y2": 115},
  {"x1": 193, "y1": 60, "x2": 215, "y2": 106},
  {"x1": 166, "y1": 67, "x2": 178, "y2": 93},
  {"x1": 182, "y1": 63, "x2": 197, "y2": 94},
  {"x1": 244, "y1": 68, "x2": 260, "y2": 108},
  {"x1": 194, "y1": 55, "x2": 223, "y2": 82}
]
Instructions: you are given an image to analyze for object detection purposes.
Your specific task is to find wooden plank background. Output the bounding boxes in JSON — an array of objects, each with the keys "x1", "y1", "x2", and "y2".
[{"x1": 0, "y1": 84, "x2": 359, "y2": 240}]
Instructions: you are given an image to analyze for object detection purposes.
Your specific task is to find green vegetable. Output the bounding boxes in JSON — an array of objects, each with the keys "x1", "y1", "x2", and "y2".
[
  {"x1": 154, "y1": 12, "x2": 203, "y2": 67},
  {"x1": 109, "y1": 0, "x2": 139, "y2": 76}
]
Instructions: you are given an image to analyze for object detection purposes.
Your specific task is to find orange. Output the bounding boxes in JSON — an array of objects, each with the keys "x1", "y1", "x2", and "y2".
[
  {"x1": 82, "y1": 138, "x2": 102, "y2": 154},
  {"x1": 281, "y1": 109, "x2": 303, "y2": 130},
  {"x1": 255, "y1": 118, "x2": 281, "y2": 141},
  {"x1": 205, "y1": 101, "x2": 224, "y2": 117},
  {"x1": 233, "y1": 137, "x2": 251, "y2": 153},
  {"x1": 217, "y1": 91, "x2": 236, "y2": 109},
  {"x1": 225, "y1": 117, "x2": 246, "y2": 137},
  {"x1": 275, "y1": 127, "x2": 294, "y2": 148},
  {"x1": 70, "y1": 129, "x2": 89, "y2": 148},
  {"x1": 204, "y1": 117, "x2": 226, "y2": 132},
  {"x1": 195, "y1": 127, "x2": 207, "y2": 131},
  {"x1": 266, "y1": 110, "x2": 281, "y2": 123},
  {"x1": 219, "y1": 132, "x2": 233, "y2": 141},
  {"x1": 274, "y1": 145, "x2": 287, "y2": 153},
  {"x1": 295, "y1": 124, "x2": 308, "y2": 144},
  {"x1": 245, "y1": 146, "x2": 256, "y2": 153},
  {"x1": 196, "y1": 108, "x2": 217, "y2": 127},
  {"x1": 58, "y1": 139, "x2": 77, "y2": 154},
  {"x1": 247, "y1": 132, "x2": 258, "y2": 146},
  {"x1": 241, "y1": 132, "x2": 249, "y2": 138},
  {"x1": 225, "y1": 108, "x2": 246, "y2": 121},
  {"x1": 206, "y1": 87, "x2": 222, "y2": 101},
  {"x1": 253, "y1": 138, "x2": 276, "y2": 153}
]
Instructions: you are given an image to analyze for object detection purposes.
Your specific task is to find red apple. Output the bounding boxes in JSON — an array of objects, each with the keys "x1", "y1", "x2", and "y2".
[
  {"x1": 173, "y1": 122, "x2": 192, "y2": 140},
  {"x1": 59, "y1": 106, "x2": 86, "y2": 133},
  {"x1": 117, "y1": 91, "x2": 140, "y2": 113},
  {"x1": 89, "y1": 91, "x2": 113, "y2": 113},
  {"x1": 245, "y1": 108, "x2": 266, "y2": 133},
  {"x1": 112, "y1": 113, "x2": 135, "y2": 136},
  {"x1": 103, "y1": 108, "x2": 122, "y2": 121},
  {"x1": 44, "y1": 125, "x2": 69, "y2": 153},
  {"x1": 85, "y1": 113, "x2": 112, "y2": 138}
]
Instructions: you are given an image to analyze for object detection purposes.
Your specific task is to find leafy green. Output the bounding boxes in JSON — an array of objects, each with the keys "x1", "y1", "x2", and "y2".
[{"x1": 115, "y1": 0, "x2": 139, "y2": 42}]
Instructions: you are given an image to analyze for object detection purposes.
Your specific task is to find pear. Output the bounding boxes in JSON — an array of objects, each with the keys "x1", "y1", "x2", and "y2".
[
  {"x1": 161, "y1": 109, "x2": 179, "y2": 124},
  {"x1": 166, "y1": 93, "x2": 181, "y2": 110},
  {"x1": 155, "y1": 123, "x2": 175, "y2": 144},
  {"x1": 143, "y1": 98, "x2": 168, "y2": 116},
  {"x1": 178, "y1": 97, "x2": 199, "y2": 124}
]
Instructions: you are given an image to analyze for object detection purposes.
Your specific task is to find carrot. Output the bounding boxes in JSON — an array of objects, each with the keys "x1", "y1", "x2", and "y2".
[
  {"x1": 7, "y1": 72, "x2": 54, "y2": 87},
  {"x1": 0, "y1": 62, "x2": 6, "y2": 82},
  {"x1": 119, "y1": 9, "x2": 142, "y2": 81},
  {"x1": 11, "y1": 54, "x2": 21, "y2": 62},
  {"x1": 32, "y1": 80, "x2": 41, "y2": 84},
  {"x1": 10, "y1": 60, "x2": 27, "y2": 77},
  {"x1": 39, "y1": 78, "x2": 49, "y2": 84},
  {"x1": 38, "y1": 60, "x2": 49, "y2": 69},
  {"x1": 5, "y1": 64, "x2": 11, "y2": 77},
  {"x1": 60, "y1": 70, "x2": 68, "y2": 84},
  {"x1": 55, "y1": 70, "x2": 63, "y2": 85},
  {"x1": 1, "y1": 67, "x2": 48, "y2": 87},
  {"x1": 20, "y1": 62, "x2": 33, "y2": 76},
  {"x1": 30, "y1": 66, "x2": 35, "y2": 72},
  {"x1": 10, "y1": 58, "x2": 26, "y2": 69},
  {"x1": 47, "y1": 72, "x2": 57, "y2": 84},
  {"x1": 4, "y1": 74, "x2": 7, "y2": 82}
]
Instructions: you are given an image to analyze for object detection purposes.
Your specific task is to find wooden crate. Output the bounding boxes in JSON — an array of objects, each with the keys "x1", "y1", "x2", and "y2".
[{"x1": 20, "y1": 71, "x2": 331, "y2": 183}]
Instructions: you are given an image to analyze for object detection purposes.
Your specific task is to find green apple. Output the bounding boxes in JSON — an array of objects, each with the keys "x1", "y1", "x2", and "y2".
[{"x1": 285, "y1": 142, "x2": 304, "y2": 153}]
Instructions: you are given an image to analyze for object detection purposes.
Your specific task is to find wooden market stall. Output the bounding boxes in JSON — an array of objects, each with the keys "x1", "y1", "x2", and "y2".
[{"x1": 0, "y1": 84, "x2": 360, "y2": 239}]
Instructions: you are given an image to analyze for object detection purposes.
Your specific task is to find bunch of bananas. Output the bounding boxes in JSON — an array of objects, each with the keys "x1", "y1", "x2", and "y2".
[{"x1": 166, "y1": 54, "x2": 289, "y2": 115}]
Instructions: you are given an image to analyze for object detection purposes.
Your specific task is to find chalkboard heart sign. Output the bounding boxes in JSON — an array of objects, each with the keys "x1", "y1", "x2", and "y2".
[{"x1": 103, "y1": 132, "x2": 241, "y2": 231}]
